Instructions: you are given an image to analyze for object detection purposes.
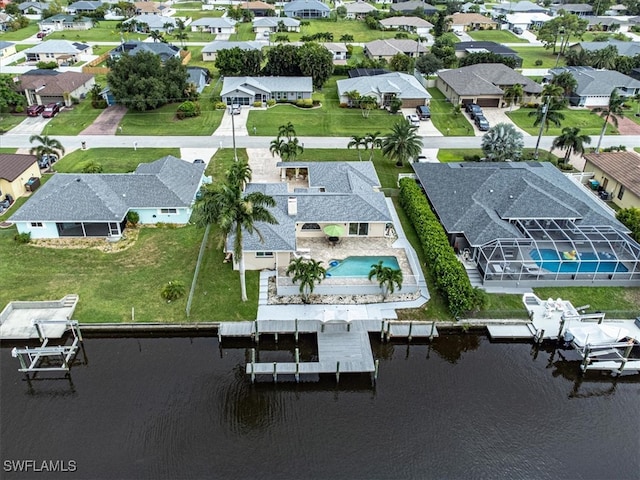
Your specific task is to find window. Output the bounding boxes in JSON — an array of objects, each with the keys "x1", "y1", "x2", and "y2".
[
  {"x1": 301, "y1": 223, "x2": 321, "y2": 230},
  {"x1": 30, "y1": 222, "x2": 44, "y2": 228},
  {"x1": 349, "y1": 223, "x2": 369, "y2": 236},
  {"x1": 618, "y1": 185, "x2": 625, "y2": 200},
  {"x1": 160, "y1": 208, "x2": 178, "y2": 214},
  {"x1": 255, "y1": 252, "x2": 273, "y2": 258}
]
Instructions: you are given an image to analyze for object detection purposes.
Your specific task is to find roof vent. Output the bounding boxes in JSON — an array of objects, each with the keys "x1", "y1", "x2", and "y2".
[
  {"x1": 288, "y1": 196, "x2": 297, "y2": 216},
  {"x1": 76, "y1": 178, "x2": 81, "y2": 182}
]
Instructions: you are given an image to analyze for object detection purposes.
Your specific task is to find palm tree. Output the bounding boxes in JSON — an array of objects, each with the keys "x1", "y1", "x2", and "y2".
[
  {"x1": 503, "y1": 83, "x2": 523, "y2": 110},
  {"x1": 192, "y1": 164, "x2": 278, "y2": 302},
  {"x1": 359, "y1": 95, "x2": 378, "y2": 118},
  {"x1": 551, "y1": 127, "x2": 591, "y2": 164},
  {"x1": 29, "y1": 135, "x2": 65, "y2": 170},
  {"x1": 149, "y1": 30, "x2": 164, "y2": 43},
  {"x1": 344, "y1": 89, "x2": 360, "y2": 108},
  {"x1": 269, "y1": 137, "x2": 285, "y2": 159},
  {"x1": 550, "y1": 71, "x2": 577, "y2": 98},
  {"x1": 541, "y1": 82, "x2": 566, "y2": 106},
  {"x1": 277, "y1": 122, "x2": 296, "y2": 142},
  {"x1": 481, "y1": 123, "x2": 524, "y2": 162},
  {"x1": 347, "y1": 135, "x2": 366, "y2": 161},
  {"x1": 280, "y1": 138, "x2": 304, "y2": 162},
  {"x1": 227, "y1": 159, "x2": 253, "y2": 191},
  {"x1": 286, "y1": 257, "x2": 326, "y2": 303},
  {"x1": 593, "y1": 89, "x2": 626, "y2": 152},
  {"x1": 528, "y1": 98, "x2": 565, "y2": 132},
  {"x1": 368, "y1": 261, "x2": 403, "y2": 300},
  {"x1": 174, "y1": 31, "x2": 188, "y2": 47},
  {"x1": 364, "y1": 131, "x2": 383, "y2": 161},
  {"x1": 381, "y1": 118, "x2": 423, "y2": 167}
]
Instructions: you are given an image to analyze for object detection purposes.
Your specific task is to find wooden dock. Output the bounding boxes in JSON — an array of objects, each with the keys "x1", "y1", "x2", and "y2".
[{"x1": 487, "y1": 324, "x2": 537, "y2": 340}]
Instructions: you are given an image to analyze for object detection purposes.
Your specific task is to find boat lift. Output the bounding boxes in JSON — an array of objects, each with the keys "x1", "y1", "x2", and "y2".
[{"x1": 11, "y1": 320, "x2": 83, "y2": 377}]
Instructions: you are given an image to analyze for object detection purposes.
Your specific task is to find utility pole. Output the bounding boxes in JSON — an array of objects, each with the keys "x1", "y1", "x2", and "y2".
[
  {"x1": 230, "y1": 97, "x2": 238, "y2": 162},
  {"x1": 534, "y1": 96, "x2": 550, "y2": 161}
]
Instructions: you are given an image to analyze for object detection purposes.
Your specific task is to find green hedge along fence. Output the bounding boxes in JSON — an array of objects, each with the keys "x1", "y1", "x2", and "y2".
[{"x1": 399, "y1": 178, "x2": 486, "y2": 316}]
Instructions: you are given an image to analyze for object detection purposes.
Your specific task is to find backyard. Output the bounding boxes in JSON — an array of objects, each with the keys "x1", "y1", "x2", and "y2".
[{"x1": 511, "y1": 46, "x2": 566, "y2": 68}]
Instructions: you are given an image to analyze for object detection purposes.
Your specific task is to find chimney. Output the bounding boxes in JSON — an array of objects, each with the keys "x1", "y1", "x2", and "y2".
[{"x1": 288, "y1": 196, "x2": 297, "y2": 216}]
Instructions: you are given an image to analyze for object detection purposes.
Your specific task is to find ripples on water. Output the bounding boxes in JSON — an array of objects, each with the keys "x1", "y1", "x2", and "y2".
[{"x1": 1, "y1": 335, "x2": 639, "y2": 480}]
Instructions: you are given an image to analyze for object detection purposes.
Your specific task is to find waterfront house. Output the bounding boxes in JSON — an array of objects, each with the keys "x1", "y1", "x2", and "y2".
[
  {"x1": 10, "y1": 156, "x2": 208, "y2": 239},
  {"x1": 411, "y1": 161, "x2": 640, "y2": 286}
]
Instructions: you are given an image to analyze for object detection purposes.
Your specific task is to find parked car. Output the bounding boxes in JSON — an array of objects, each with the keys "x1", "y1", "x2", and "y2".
[
  {"x1": 27, "y1": 104, "x2": 45, "y2": 117},
  {"x1": 36, "y1": 31, "x2": 49, "y2": 39},
  {"x1": 193, "y1": 159, "x2": 205, "y2": 164},
  {"x1": 229, "y1": 104, "x2": 241, "y2": 115},
  {"x1": 416, "y1": 105, "x2": 431, "y2": 120},
  {"x1": 41, "y1": 103, "x2": 60, "y2": 118},
  {"x1": 512, "y1": 27, "x2": 523, "y2": 34},
  {"x1": 455, "y1": 30, "x2": 463, "y2": 36},
  {"x1": 406, "y1": 114, "x2": 420, "y2": 127},
  {"x1": 465, "y1": 103, "x2": 483, "y2": 119},
  {"x1": 38, "y1": 154, "x2": 58, "y2": 169},
  {"x1": 475, "y1": 115, "x2": 490, "y2": 131}
]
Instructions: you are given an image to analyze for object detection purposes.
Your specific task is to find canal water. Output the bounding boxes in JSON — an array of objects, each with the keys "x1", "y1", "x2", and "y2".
[{"x1": 1, "y1": 334, "x2": 639, "y2": 480}]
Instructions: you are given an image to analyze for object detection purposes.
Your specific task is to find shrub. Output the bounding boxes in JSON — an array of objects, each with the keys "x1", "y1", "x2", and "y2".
[
  {"x1": 399, "y1": 178, "x2": 481, "y2": 316},
  {"x1": 176, "y1": 101, "x2": 201, "y2": 119},
  {"x1": 463, "y1": 154, "x2": 481, "y2": 162},
  {"x1": 214, "y1": 101, "x2": 227, "y2": 110},
  {"x1": 296, "y1": 98, "x2": 313, "y2": 108},
  {"x1": 253, "y1": 101, "x2": 263, "y2": 107},
  {"x1": 266, "y1": 99, "x2": 276, "y2": 107},
  {"x1": 36, "y1": 61, "x2": 58, "y2": 69},
  {"x1": 14, "y1": 104, "x2": 24, "y2": 113},
  {"x1": 534, "y1": 59, "x2": 543, "y2": 66},
  {"x1": 126, "y1": 211, "x2": 140, "y2": 226},
  {"x1": 14, "y1": 232, "x2": 31, "y2": 244},
  {"x1": 82, "y1": 161, "x2": 103, "y2": 173},
  {"x1": 161, "y1": 280, "x2": 186, "y2": 301}
]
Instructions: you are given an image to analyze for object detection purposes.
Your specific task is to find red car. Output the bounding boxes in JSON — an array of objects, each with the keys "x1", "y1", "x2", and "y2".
[
  {"x1": 27, "y1": 104, "x2": 45, "y2": 117},
  {"x1": 36, "y1": 31, "x2": 48, "y2": 39},
  {"x1": 42, "y1": 103, "x2": 60, "y2": 118}
]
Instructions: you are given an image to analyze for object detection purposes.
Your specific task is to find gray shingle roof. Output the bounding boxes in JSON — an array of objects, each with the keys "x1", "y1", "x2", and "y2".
[
  {"x1": 221, "y1": 76, "x2": 313, "y2": 96},
  {"x1": 237, "y1": 162, "x2": 390, "y2": 251},
  {"x1": 0, "y1": 41, "x2": 15, "y2": 50},
  {"x1": 379, "y1": 16, "x2": 433, "y2": 28},
  {"x1": 391, "y1": 1, "x2": 437, "y2": 12},
  {"x1": 365, "y1": 39, "x2": 426, "y2": 56},
  {"x1": 10, "y1": 156, "x2": 204, "y2": 223},
  {"x1": 253, "y1": 17, "x2": 300, "y2": 28},
  {"x1": 191, "y1": 17, "x2": 237, "y2": 28},
  {"x1": 337, "y1": 72, "x2": 431, "y2": 100},
  {"x1": 574, "y1": 40, "x2": 640, "y2": 57},
  {"x1": 550, "y1": 66, "x2": 640, "y2": 96},
  {"x1": 24, "y1": 40, "x2": 90, "y2": 55},
  {"x1": 284, "y1": 0, "x2": 331, "y2": 12},
  {"x1": 438, "y1": 63, "x2": 542, "y2": 96},
  {"x1": 412, "y1": 162, "x2": 625, "y2": 247},
  {"x1": 202, "y1": 40, "x2": 263, "y2": 54}
]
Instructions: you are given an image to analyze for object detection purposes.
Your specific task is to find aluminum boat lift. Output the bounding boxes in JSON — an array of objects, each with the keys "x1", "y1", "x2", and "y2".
[{"x1": 11, "y1": 320, "x2": 83, "y2": 377}]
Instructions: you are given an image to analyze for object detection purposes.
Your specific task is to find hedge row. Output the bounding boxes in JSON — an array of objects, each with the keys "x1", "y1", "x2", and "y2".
[{"x1": 399, "y1": 178, "x2": 483, "y2": 316}]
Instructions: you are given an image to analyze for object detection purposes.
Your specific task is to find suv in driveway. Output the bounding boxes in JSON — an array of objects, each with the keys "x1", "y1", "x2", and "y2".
[
  {"x1": 38, "y1": 154, "x2": 58, "y2": 169},
  {"x1": 475, "y1": 115, "x2": 490, "y2": 131},
  {"x1": 512, "y1": 27, "x2": 523, "y2": 34},
  {"x1": 465, "y1": 103, "x2": 483, "y2": 119},
  {"x1": 42, "y1": 102, "x2": 60, "y2": 118},
  {"x1": 27, "y1": 104, "x2": 45, "y2": 117},
  {"x1": 416, "y1": 105, "x2": 431, "y2": 120}
]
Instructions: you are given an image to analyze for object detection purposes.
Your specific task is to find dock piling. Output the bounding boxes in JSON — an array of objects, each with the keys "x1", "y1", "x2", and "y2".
[
  {"x1": 295, "y1": 348, "x2": 300, "y2": 383},
  {"x1": 295, "y1": 318, "x2": 299, "y2": 343},
  {"x1": 557, "y1": 316, "x2": 566, "y2": 342},
  {"x1": 254, "y1": 320, "x2": 259, "y2": 344},
  {"x1": 250, "y1": 348, "x2": 256, "y2": 383},
  {"x1": 429, "y1": 321, "x2": 435, "y2": 341},
  {"x1": 272, "y1": 362, "x2": 277, "y2": 382},
  {"x1": 374, "y1": 359, "x2": 379, "y2": 382},
  {"x1": 335, "y1": 361, "x2": 340, "y2": 383},
  {"x1": 408, "y1": 322, "x2": 413, "y2": 342},
  {"x1": 380, "y1": 320, "x2": 385, "y2": 341},
  {"x1": 580, "y1": 346, "x2": 591, "y2": 373}
]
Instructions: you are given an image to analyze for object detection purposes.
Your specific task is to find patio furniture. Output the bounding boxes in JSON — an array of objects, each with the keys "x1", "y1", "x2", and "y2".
[{"x1": 328, "y1": 236, "x2": 340, "y2": 247}]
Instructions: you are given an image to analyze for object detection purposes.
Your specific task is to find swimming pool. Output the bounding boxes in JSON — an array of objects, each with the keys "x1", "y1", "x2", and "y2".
[
  {"x1": 326, "y1": 256, "x2": 400, "y2": 277},
  {"x1": 529, "y1": 249, "x2": 628, "y2": 274}
]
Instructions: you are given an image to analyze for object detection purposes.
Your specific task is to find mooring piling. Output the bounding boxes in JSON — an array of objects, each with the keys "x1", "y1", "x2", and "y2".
[{"x1": 335, "y1": 361, "x2": 340, "y2": 383}]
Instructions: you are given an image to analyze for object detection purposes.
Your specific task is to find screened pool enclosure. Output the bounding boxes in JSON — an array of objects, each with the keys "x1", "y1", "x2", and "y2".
[{"x1": 473, "y1": 219, "x2": 640, "y2": 285}]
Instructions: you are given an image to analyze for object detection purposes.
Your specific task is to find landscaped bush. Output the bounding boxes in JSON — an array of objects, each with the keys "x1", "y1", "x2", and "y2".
[
  {"x1": 253, "y1": 101, "x2": 263, "y2": 107},
  {"x1": 14, "y1": 104, "x2": 24, "y2": 113},
  {"x1": 399, "y1": 178, "x2": 483, "y2": 316},
  {"x1": 36, "y1": 61, "x2": 58, "y2": 70},
  {"x1": 161, "y1": 280, "x2": 186, "y2": 301},
  {"x1": 14, "y1": 232, "x2": 31, "y2": 244},
  {"x1": 126, "y1": 211, "x2": 139, "y2": 227},
  {"x1": 214, "y1": 101, "x2": 227, "y2": 110},
  {"x1": 296, "y1": 99, "x2": 313, "y2": 108},
  {"x1": 463, "y1": 154, "x2": 481, "y2": 162},
  {"x1": 176, "y1": 101, "x2": 201, "y2": 119},
  {"x1": 534, "y1": 59, "x2": 543, "y2": 66},
  {"x1": 266, "y1": 99, "x2": 276, "y2": 107}
]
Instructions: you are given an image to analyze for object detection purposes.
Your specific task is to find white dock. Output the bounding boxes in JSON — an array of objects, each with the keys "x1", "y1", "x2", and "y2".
[
  {"x1": 487, "y1": 324, "x2": 537, "y2": 339},
  {"x1": 0, "y1": 295, "x2": 79, "y2": 340}
]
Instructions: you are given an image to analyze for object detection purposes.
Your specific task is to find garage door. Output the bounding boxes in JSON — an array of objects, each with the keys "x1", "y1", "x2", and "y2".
[{"x1": 476, "y1": 98, "x2": 500, "y2": 107}]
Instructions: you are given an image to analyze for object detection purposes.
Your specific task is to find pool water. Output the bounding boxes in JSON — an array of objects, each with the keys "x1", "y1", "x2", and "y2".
[
  {"x1": 530, "y1": 249, "x2": 628, "y2": 273},
  {"x1": 326, "y1": 256, "x2": 400, "y2": 277}
]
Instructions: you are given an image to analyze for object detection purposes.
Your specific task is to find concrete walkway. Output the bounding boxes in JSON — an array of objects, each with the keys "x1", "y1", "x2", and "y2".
[{"x1": 212, "y1": 106, "x2": 248, "y2": 137}]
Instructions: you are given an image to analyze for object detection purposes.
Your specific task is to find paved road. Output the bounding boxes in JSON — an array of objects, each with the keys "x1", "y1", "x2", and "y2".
[{"x1": 3, "y1": 132, "x2": 640, "y2": 152}]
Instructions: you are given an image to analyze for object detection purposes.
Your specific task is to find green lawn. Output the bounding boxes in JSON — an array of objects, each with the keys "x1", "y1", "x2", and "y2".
[
  {"x1": 506, "y1": 107, "x2": 617, "y2": 136},
  {"x1": 228, "y1": 22, "x2": 257, "y2": 41},
  {"x1": 16, "y1": 44, "x2": 34, "y2": 52},
  {"x1": 47, "y1": 21, "x2": 135, "y2": 42},
  {"x1": 285, "y1": 18, "x2": 412, "y2": 42},
  {"x1": 0, "y1": 112, "x2": 26, "y2": 134},
  {"x1": 248, "y1": 76, "x2": 405, "y2": 137},
  {"x1": 534, "y1": 287, "x2": 640, "y2": 317},
  {"x1": 0, "y1": 24, "x2": 39, "y2": 41},
  {"x1": 45, "y1": 99, "x2": 107, "y2": 136},
  {"x1": 55, "y1": 148, "x2": 180, "y2": 173},
  {"x1": 428, "y1": 88, "x2": 474, "y2": 136},
  {"x1": 117, "y1": 99, "x2": 224, "y2": 135},
  {"x1": 181, "y1": 10, "x2": 224, "y2": 20},
  {"x1": 438, "y1": 148, "x2": 560, "y2": 163},
  {"x1": 0, "y1": 148, "x2": 17, "y2": 153},
  {"x1": 511, "y1": 46, "x2": 566, "y2": 68},
  {"x1": 468, "y1": 29, "x2": 528, "y2": 43},
  {"x1": 173, "y1": 1, "x2": 205, "y2": 8}
]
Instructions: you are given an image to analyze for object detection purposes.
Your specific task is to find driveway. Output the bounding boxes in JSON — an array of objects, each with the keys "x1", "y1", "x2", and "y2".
[
  {"x1": 179, "y1": 147, "x2": 218, "y2": 165},
  {"x1": 9, "y1": 116, "x2": 51, "y2": 135},
  {"x1": 80, "y1": 105, "x2": 127, "y2": 135},
  {"x1": 401, "y1": 108, "x2": 441, "y2": 136},
  {"x1": 212, "y1": 106, "x2": 249, "y2": 137},
  {"x1": 473, "y1": 107, "x2": 530, "y2": 137}
]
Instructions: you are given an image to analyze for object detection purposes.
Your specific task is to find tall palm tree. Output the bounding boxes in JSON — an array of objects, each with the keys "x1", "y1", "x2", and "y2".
[
  {"x1": 381, "y1": 118, "x2": 423, "y2": 167},
  {"x1": 368, "y1": 261, "x2": 403, "y2": 300},
  {"x1": 481, "y1": 123, "x2": 524, "y2": 162},
  {"x1": 528, "y1": 98, "x2": 565, "y2": 132},
  {"x1": 359, "y1": 95, "x2": 378, "y2": 118},
  {"x1": 29, "y1": 135, "x2": 65, "y2": 169},
  {"x1": 551, "y1": 127, "x2": 591, "y2": 164},
  {"x1": 277, "y1": 122, "x2": 296, "y2": 142},
  {"x1": 269, "y1": 137, "x2": 285, "y2": 159},
  {"x1": 227, "y1": 159, "x2": 253, "y2": 191},
  {"x1": 541, "y1": 82, "x2": 566, "y2": 107},
  {"x1": 364, "y1": 131, "x2": 382, "y2": 161},
  {"x1": 503, "y1": 83, "x2": 523, "y2": 110},
  {"x1": 191, "y1": 162, "x2": 278, "y2": 302},
  {"x1": 550, "y1": 71, "x2": 577, "y2": 98},
  {"x1": 149, "y1": 30, "x2": 164, "y2": 43},
  {"x1": 286, "y1": 257, "x2": 326, "y2": 304},
  {"x1": 593, "y1": 89, "x2": 626, "y2": 152},
  {"x1": 347, "y1": 135, "x2": 366, "y2": 160}
]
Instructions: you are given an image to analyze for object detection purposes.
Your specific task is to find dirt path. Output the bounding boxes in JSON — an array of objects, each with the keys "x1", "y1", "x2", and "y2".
[{"x1": 79, "y1": 105, "x2": 127, "y2": 135}]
